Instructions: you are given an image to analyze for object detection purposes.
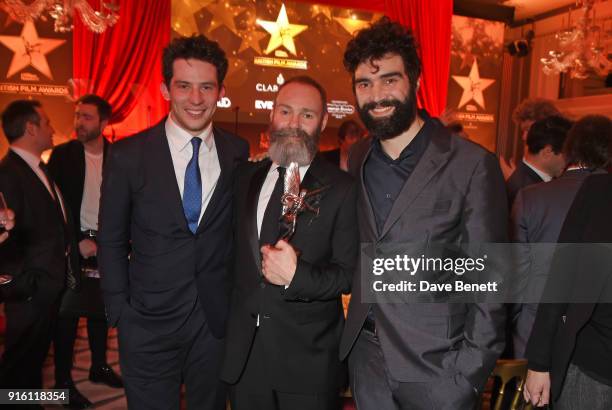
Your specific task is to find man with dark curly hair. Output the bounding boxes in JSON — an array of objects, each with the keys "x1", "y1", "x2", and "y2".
[
  {"x1": 98, "y1": 35, "x2": 249, "y2": 409},
  {"x1": 339, "y1": 17, "x2": 508, "y2": 409}
]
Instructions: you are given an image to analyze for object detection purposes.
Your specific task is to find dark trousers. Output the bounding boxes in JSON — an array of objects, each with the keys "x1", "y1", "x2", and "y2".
[
  {"x1": 0, "y1": 298, "x2": 57, "y2": 389},
  {"x1": 556, "y1": 364, "x2": 612, "y2": 410},
  {"x1": 348, "y1": 330, "x2": 477, "y2": 410},
  {"x1": 118, "y1": 303, "x2": 225, "y2": 410},
  {"x1": 229, "y1": 329, "x2": 340, "y2": 410},
  {"x1": 54, "y1": 315, "x2": 108, "y2": 385}
]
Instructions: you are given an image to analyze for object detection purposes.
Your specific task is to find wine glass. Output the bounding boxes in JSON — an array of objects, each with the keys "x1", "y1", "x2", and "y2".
[{"x1": 0, "y1": 192, "x2": 14, "y2": 285}]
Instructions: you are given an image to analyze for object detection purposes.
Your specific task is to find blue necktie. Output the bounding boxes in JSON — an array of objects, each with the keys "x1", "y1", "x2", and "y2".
[{"x1": 183, "y1": 137, "x2": 202, "y2": 234}]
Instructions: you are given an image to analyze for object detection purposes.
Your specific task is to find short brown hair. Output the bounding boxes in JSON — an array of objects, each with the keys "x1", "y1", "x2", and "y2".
[
  {"x1": 512, "y1": 98, "x2": 560, "y2": 124},
  {"x1": 564, "y1": 115, "x2": 612, "y2": 169}
]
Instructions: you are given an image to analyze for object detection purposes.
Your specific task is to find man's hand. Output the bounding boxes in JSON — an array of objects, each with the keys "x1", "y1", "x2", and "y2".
[
  {"x1": 524, "y1": 370, "x2": 551, "y2": 407},
  {"x1": 0, "y1": 208, "x2": 15, "y2": 244},
  {"x1": 261, "y1": 240, "x2": 297, "y2": 286},
  {"x1": 79, "y1": 238, "x2": 98, "y2": 258},
  {"x1": 499, "y1": 157, "x2": 516, "y2": 181}
]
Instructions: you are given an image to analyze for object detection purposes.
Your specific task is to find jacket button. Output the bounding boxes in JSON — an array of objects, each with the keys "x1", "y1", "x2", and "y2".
[{"x1": 260, "y1": 282, "x2": 266, "y2": 288}]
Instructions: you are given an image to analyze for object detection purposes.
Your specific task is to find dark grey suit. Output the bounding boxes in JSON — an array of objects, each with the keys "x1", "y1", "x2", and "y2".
[
  {"x1": 506, "y1": 160, "x2": 544, "y2": 207},
  {"x1": 510, "y1": 169, "x2": 602, "y2": 358},
  {"x1": 341, "y1": 121, "x2": 508, "y2": 409}
]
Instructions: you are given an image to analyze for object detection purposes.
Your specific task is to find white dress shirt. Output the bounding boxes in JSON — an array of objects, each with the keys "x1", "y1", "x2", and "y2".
[
  {"x1": 11, "y1": 146, "x2": 67, "y2": 221},
  {"x1": 256, "y1": 162, "x2": 310, "y2": 237},
  {"x1": 165, "y1": 116, "x2": 220, "y2": 225},
  {"x1": 523, "y1": 158, "x2": 552, "y2": 182},
  {"x1": 80, "y1": 149, "x2": 103, "y2": 230},
  {"x1": 256, "y1": 161, "x2": 310, "y2": 325}
]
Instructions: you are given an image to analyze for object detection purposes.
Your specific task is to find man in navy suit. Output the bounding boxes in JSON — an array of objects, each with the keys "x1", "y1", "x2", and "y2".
[{"x1": 98, "y1": 35, "x2": 248, "y2": 409}]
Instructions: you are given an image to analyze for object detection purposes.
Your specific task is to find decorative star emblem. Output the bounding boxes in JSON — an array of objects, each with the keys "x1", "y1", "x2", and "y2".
[
  {"x1": 171, "y1": 0, "x2": 214, "y2": 36},
  {"x1": 0, "y1": 20, "x2": 66, "y2": 80},
  {"x1": 207, "y1": 1, "x2": 245, "y2": 34},
  {"x1": 333, "y1": 16, "x2": 371, "y2": 36},
  {"x1": 311, "y1": 5, "x2": 333, "y2": 21},
  {"x1": 257, "y1": 4, "x2": 307, "y2": 56},
  {"x1": 237, "y1": 30, "x2": 268, "y2": 54},
  {"x1": 451, "y1": 59, "x2": 495, "y2": 109}
]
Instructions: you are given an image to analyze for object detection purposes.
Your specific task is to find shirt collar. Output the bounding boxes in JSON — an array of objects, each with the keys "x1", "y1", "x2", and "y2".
[
  {"x1": 523, "y1": 158, "x2": 552, "y2": 182},
  {"x1": 372, "y1": 109, "x2": 432, "y2": 163},
  {"x1": 269, "y1": 161, "x2": 310, "y2": 182},
  {"x1": 165, "y1": 115, "x2": 214, "y2": 153},
  {"x1": 10, "y1": 146, "x2": 42, "y2": 169}
]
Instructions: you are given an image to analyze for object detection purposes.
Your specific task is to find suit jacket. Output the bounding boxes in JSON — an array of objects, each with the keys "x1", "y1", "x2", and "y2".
[
  {"x1": 321, "y1": 148, "x2": 340, "y2": 167},
  {"x1": 506, "y1": 160, "x2": 544, "y2": 207},
  {"x1": 0, "y1": 151, "x2": 73, "y2": 305},
  {"x1": 526, "y1": 174, "x2": 612, "y2": 402},
  {"x1": 340, "y1": 121, "x2": 508, "y2": 392},
  {"x1": 221, "y1": 155, "x2": 357, "y2": 393},
  {"x1": 47, "y1": 139, "x2": 109, "y2": 241},
  {"x1": 510, "y1": 169, "x2": 601, "y2": 357},
  {"x1": 97, "y1": 120, "x2": 249, "y2": 337}
]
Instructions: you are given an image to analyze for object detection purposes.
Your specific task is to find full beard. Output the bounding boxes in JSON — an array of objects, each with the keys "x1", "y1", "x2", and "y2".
[
  {"x1": 76, "y1": 126, "x2": 101, "y2": 143},
  {"x1": 268, "y1": 126, "x2": 320, "y2": 167},
  {"x1": 357, "y1": 90, "x2": 417, "y2": 141}
]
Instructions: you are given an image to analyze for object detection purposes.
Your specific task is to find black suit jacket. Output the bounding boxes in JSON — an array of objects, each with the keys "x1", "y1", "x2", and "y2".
[
  {"x1": 47, "y1": 139, "x2": 109, "y2": 240},
  {"x1": 340, "y1": 121, "x2": 508, "y2": 392},
  {"x1": 506, "y1": 160, "x2": 544, "y2": 207},
  {"x1": 221, "y1": 155, "x2": 357, "y2": 393},
  {"x1": 98, "y1": 120, "x2": 249, "y2": 337},
  {"x1": 321, "y1": 148, "x2": 340, "y2": 167},
  {"x1": 526, "y1": 174, "x2": 612, "y2": 401},
  {"x1": 0, "y1": 151, "x2": 72, "y2": 305}
]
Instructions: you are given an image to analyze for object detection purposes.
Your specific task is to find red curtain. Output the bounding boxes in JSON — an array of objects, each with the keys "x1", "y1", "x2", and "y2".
[
  {"x1": 385, "y1": 0, "x2": 453, "y2": 117},
  {"x1": 73, "y1": 0, "x2": 169, "y2": 130}
]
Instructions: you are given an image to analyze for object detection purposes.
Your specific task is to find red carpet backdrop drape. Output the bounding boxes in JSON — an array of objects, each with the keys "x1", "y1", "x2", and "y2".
[{"x1": 72, "y1": 0, "x2": 170, "y2": 138}]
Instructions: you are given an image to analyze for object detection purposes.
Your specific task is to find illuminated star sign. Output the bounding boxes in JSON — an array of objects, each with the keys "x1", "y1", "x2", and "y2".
[
  {"x1": 0, "y1": 20, "x2": 65, "y2": 80},
  {"x1": 257, "y1": 4, "x2": 307, "y2": 56},
  {"x1": 451, "y1": 59, "x2": 495, "y2": 109}
]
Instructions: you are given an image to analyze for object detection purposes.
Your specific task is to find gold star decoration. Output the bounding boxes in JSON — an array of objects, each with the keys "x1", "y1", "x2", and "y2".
[
  {"x1": 237, "y1": 30, "x2": 267, "y2": 54},
  {"x1": 172, "y1": 0, "x2": 214, "y2": 36},
  {"x1": 334, "y1": 15, "x2": 371, "y2": 36},
  {"x1": 206, "y1": 1, "x2": 245, "y2": 35},
  {"x1": 0, "y1": 20, "x2": 66, "y2": 80},
  {"x1": 452, "y1": 59, "x2": 495, "y2": 110},
  {"x1": 257, "y1": 4, "x2": 307, "y2": 56},
  {"x1": 311, "y1": 5, "x2": 333, "y2": 21}
]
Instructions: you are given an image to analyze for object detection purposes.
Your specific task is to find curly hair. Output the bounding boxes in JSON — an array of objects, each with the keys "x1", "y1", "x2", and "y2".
[
  {"x1": 343, "y1": 16, "x2": 421, "y2": 91},
  {"x1": 564, "y1": 115, "x2": 612, "y2": 169},
  {"x1": 162, "y1": 35, "x2": 228, "y2": 86},
  {"x1": 526, "y1": 115, "x2": 573, "y2": 155},
  {"x1": 512, "y1": 98, "x2": 560, "y2": 124}
]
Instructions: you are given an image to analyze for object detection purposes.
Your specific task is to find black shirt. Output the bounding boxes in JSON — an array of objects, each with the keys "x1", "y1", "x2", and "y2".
[{"x1": 364, "y1": 110, "x2": 433, "y2": 234}]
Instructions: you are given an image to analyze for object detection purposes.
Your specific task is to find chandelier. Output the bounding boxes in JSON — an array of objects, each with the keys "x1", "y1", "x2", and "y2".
[
  {"x1": 1, "y1": 0, "x2": 119, "y2": 33},
  {"x1": 540, "y1": 0, "x2": 612, "y2": 79}
]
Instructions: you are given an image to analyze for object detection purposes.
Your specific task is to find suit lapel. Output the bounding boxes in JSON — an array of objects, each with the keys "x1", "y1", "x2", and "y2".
[
  {"x1": 197, "y1": 128, "x2": 231, "y2": 233},
  {"x1": 354, "y1": 141, "x2": 378, "y2": 240},
  {"x1": 247, "y1": 161, "x2": 271, "y2": 271},
  {"x1": 8, "y1": 151, "x2": 63, "y2": 222},
  {"x1": 149, "y1": 121, "x2": 190, "y2": 232},
  {"x1": 379, "y1": 127, "x2": 452, "y2": 239}
]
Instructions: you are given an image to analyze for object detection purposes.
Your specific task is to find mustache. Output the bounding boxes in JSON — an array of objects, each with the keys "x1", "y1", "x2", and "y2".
[
  {"x1": 360, "y1": 99, "x2": 402, "y2": 112},
  {"x1": 270, "y1": 127, "x2": 311, "y2": 140}
]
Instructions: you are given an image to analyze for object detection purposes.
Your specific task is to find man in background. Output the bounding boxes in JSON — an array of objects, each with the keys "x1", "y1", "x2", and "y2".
[
  {"x1": 321, "y1": 119, "x2": 364, "y2": 171},
  {"x1": 0, "y1": 100, "x2": 77, "y2": 408},
  {"x1": 48, "y1": 94, "x2": 122, "y2": 409},
  {"x1": 506, "y1": 115, "x2": 570, "y2": 207}
]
